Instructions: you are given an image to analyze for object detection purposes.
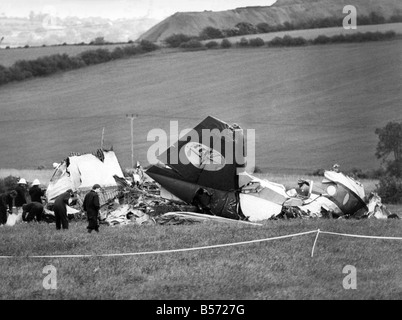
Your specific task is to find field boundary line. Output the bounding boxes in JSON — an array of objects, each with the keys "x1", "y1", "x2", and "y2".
[
  {"x1": 311, "y1": 230, "x2": 402, "y2": 257},
  {"x1": 0, "y1": 230, "x2": 318, "y2": 259}
]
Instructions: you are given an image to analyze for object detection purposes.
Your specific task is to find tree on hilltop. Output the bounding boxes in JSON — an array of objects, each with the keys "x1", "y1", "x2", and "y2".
[
  {"x1": 375, "y1": 122, "x2": 402, "y2": 163},
  {"x1": 375, "y1": 121, "x2": 402, "y2": 177}
]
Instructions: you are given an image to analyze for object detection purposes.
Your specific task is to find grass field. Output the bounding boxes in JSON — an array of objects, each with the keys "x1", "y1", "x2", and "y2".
[
  {"x1": 0, "y1": 218, "x2": 401, "y2": 300},
  {"x1": 1, "y1": 173, "x2": 400, "y2": 301},
  {"x1": 1, "y1": 39, "x2": 401, "y2": 173}
]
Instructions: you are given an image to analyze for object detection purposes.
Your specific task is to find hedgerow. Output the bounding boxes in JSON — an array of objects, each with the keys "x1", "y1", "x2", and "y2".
[{"x1": 0, "y1": 41, "x2": 159, "y2": 86}]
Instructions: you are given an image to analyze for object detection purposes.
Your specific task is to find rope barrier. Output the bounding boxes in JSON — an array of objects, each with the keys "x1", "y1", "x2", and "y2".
[
  {"x1": 1, "y1": 229, "x2": 401, "y2": 259},
  {"x1": 319, "y1": 230, "x2": 402, "y2": 240},
  {"x1": 310, "y1": 230, "x2": 402, "y2": 257},
  {"x1": 0, "y1": 230, "x2": 318, "y2": 259}
]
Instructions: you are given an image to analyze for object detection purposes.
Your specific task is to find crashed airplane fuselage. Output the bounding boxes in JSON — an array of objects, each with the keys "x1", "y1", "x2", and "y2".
[{"x1": 146, "y1": 116, "x2": 368, "y2": 222}]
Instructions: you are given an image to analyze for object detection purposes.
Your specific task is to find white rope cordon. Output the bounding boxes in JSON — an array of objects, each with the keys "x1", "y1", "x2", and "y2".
[
  {"x1": 320, "y1": 230, "x2": 402, "y2": 240},
  {"x1": 0, "y1": 230, "x2": 318, "y2": 259},
  {"x1": 1, "y1": 229, "x2": 401, "y2": 259}
]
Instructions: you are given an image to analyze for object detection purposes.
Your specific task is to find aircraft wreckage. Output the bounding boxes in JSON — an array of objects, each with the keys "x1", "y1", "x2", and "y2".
[{"x1": 146, "y1": 116, "x2": 396, "y2": 221}]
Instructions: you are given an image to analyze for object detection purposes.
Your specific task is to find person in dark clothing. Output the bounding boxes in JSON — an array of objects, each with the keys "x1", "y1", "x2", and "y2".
[
  {"x1": 29, "y1": 179, "x2": 45, "y2": 204},
  {"x1": 22, "y1": 202, "x2": 44, "y2": 222},
  {"x1": 15, "y1": 178, "x2": 28, "y2": 214},
  {"x1": 0, "y1": 190, "x2": 17, "y2": 225},
  {"x1": 53, "y1": 189, "x2": 73, "y2": 230},
  {"x1": 192, "y1": 188, "x2": 213, "y2": 215},
  {"x1": 83, "y1": 184, "x2": 101, "y2": 233}
]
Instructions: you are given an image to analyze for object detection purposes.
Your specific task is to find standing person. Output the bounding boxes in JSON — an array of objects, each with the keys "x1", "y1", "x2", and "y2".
[
  {"x1": 134, "y1": 162, "x2": 144, "y2": 187},
  {"x1": 0, "y1": 190, "x2": 17, "y2": 225},
  {"x1": 22, "y1": 202, "x2": 44, "y2": 222},
  {"x1": 15, "y1": 178, "x2": 28, "y2": 214},
  {"x1": 53, "y1": 189, "x2": 74, "y2": 230},
  {"x1": 83, "y1": 184, "x2": 101, "y2": 233},
  {"x1": 29, "y1": 179, "x2": 45, "y2": 204}
]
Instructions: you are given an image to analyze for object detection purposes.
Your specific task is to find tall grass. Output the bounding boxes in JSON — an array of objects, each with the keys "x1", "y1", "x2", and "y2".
[{"x1": 0, "y1": 219, "x2": 401, "y2": 299}]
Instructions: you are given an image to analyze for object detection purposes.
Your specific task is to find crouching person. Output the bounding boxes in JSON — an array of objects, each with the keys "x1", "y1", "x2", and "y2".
[
  {"x1": 22, "y1": 202, "x2": 44, "y2": 222},
  {"x1": 83, "y1": 184, "x2": 101, "y2": 233}
]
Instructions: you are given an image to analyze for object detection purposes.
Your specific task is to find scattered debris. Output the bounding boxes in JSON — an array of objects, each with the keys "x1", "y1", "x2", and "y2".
[
  {"x1": 9, "y1": 117, "x2": 398, "y2": 228},
  {"x1": 144, "y1": 116, "x2": 398, "y2": 222},
  {"x1": 46, "y1": 148, "x2": 125, "y2": 205}
]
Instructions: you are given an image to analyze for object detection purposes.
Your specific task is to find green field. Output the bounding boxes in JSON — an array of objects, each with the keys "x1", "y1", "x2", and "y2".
[
  {"x1": 1, "y1": 39, "x2": 401, "y2": 173},
  {"x1": 0, "y1": 218, "x2": 401, "y2": 300}
]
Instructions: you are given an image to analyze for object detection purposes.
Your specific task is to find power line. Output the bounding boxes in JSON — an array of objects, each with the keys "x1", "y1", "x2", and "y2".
[{"x1": 126, "y1": 113, "x2": 138, "y2": 168}]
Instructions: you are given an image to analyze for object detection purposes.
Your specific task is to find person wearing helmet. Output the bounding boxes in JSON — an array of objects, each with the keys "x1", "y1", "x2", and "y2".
[
  {"x1": 14, "y1": 178, "x2": 28, "y2": 215},
  {"x1": 29, "y1": 179, "x2": 45, "y2": 204},
  {"x1": 83, "y1": 184, "x2": 101, "y2": 233}
]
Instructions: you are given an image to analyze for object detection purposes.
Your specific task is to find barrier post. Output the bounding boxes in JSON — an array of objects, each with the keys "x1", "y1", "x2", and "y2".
[{"x1": 311, "y1": 229, "x2": 321, "y2": 257}]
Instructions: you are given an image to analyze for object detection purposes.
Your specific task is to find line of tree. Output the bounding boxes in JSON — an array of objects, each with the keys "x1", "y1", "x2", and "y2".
[
  {"x1": 167, "y1": 30, "x2": 397, "y2": 52},
  {"x1": 0, "y1": 40, "x2": 159, "y2": 86},
  {"x1": 266, "y1": 31, "x2": 397, "y2": 47},
  {"x1": 164, "y1": 12, "x2": 402, "y2": 46},
  {"x1": 374, "y1": 122, "x2": 402, "y2": 203}
]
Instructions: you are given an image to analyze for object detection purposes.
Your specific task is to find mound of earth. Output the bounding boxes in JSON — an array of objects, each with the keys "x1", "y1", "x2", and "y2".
[{"x1": 138, "y1": 0, "x2": 402, "y2": 43}]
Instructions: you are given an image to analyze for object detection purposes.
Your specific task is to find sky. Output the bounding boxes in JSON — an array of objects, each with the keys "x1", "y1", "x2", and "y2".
[{"x1": 0, "y1": 0, "x2": 277, "y2": 20}]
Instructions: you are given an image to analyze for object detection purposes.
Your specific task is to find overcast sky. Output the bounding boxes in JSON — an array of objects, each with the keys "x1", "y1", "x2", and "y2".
[{"x1": 1, "y1": 0, "x2": 277, "y2": 20}]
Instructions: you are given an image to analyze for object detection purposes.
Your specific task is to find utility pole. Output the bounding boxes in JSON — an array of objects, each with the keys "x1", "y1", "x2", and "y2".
[
  {"x1": 100, "y1": 127, "x2": 105, "y2": 149},
  {"x1": 126, "y1": 114, "x2": 138, "y2": 168}
]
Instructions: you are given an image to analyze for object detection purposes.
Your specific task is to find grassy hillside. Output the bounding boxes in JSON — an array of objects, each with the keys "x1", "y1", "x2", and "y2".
[
  {"x1": 3, "y1": 23, "x2": 401, "y2": 69},
  {"x1": 0, "y1": 40, "x2": 401, "y2": 173}
]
